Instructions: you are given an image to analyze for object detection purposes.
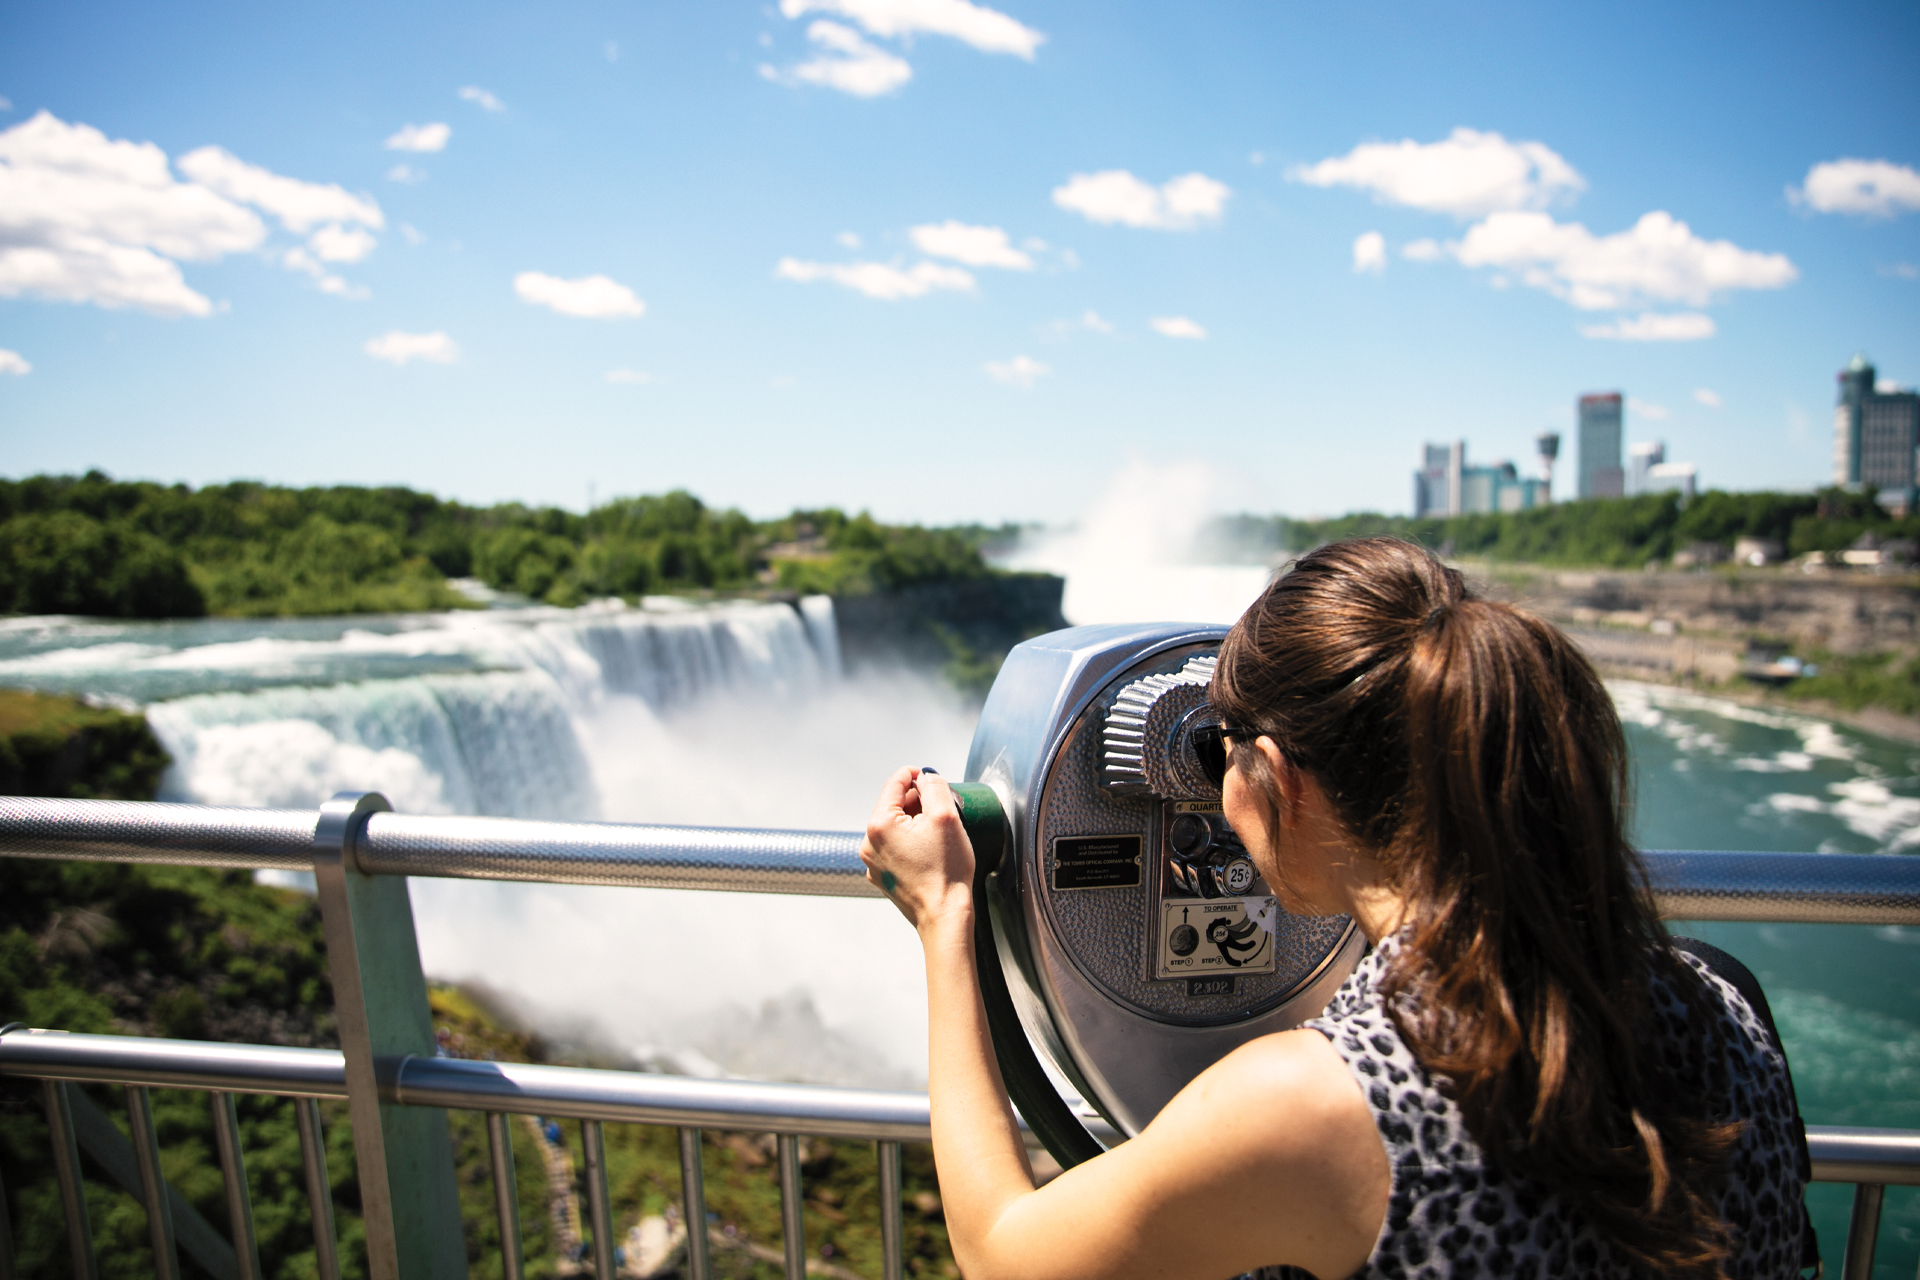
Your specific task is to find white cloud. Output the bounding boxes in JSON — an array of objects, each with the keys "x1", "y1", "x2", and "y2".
[
  {"x1": 1791, "y1": 159, "x2": 1920, "y2": 217},
  {"x1": 176, "y1": 147, "x2": 382, "y2": 233},
  {"x1": 386, "y1": 164, "x2": 424, "y2": 184},
  {"x1": 837, "y1": 231, "x2": 861, "y2": 249},
  {"x1": 1629, "y1": 397, "x2": 1670, "y2": 421},
  {"x1": 365, "y1": 330, "x2": 459, "y2": 365},
  {"x1": 0, "y1": 111, "x2": 378, "y2": 317},
  {"x1": 282, "y1": 246, "x2": 367, "y2": 299},
  {"x1": 514, "y1": 271, "x2": 646, "y2": 319},
  {"x1": 1580, "y1": 312, "x2": 1717, "y2": 342},
  {"x1": 1884, "y1": 262, "x2": 1918, "y2": 280},
  {"x1": 1052, "y1": 170, "x2": 1230, "y2": 231},
  {"x1": 1080, "y1": 309, "x2": 1114, "y2": 333},
  {"x1": 779, "y1": 0, "x2": 1044, "y2": 58},
  {"x1": 1449, "y1": 210, "x2": 1795, "y2": 310},
  {"x1": 775, "y1": 256, "x2": 974, "y2": 299},
  {"x1": 400, "y1": 223, "x2": 425, "y2": 246},
  {"x1": 0, "y1": 97, "x2": 11, "y2": 112},
  {"x1": 1352, "y1": 230, "x2": 1387, "y2": 274},
  {"x1": 1694, "y1": 387, "x2": 1723, "y2": 409},
  {"x1": 605, "y1": 41, "x2": 620, "y2": 62},
  {"x1": 984, "y1": 354, "x2": 1049, "y2": 387},
  {"x1": 385, "y1": 122, "x2": 451, "y2": 153},
  {"x1": 1150, "y1": 315, "x2": 1207, "y2": 340},
  {"x1": 0, "y1": 349, "x2": 29, "y2": 375},
  {"x1": 767, "y1": 21, "x2": 913, "y2": 96},
  {"x1": 605, "y1": 369, "x2": 652, "y2": 384},
  {"x1": 1403, "y1": 238, "x2": 1443, "y2": 262},
  {"x1": 459, "y1": 86, "x2": 505, "y2": 112},
  {"x1": 909, "y1": 220, "x2": 1033, "y2": 269},
  {"x1": 1289, "y1": 127, "x2": 1584, "y2": 219},
  {"x1": 308, "y1": 223, "x2": 377, "y2": 263}
]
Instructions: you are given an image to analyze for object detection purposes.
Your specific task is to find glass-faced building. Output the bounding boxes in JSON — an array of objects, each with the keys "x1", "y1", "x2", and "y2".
[
  {"x1": 1834, "y1": 355, "x2": 1920, "y2": 508},
  {"x1": 1578, "y1": 393, "x2": 1624, "y2": 499}
]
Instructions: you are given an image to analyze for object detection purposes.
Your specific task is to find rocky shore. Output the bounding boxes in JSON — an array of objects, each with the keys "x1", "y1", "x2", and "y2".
[{"x1": 1477, "y1": 563, "x2": 1920, "y2": 742}]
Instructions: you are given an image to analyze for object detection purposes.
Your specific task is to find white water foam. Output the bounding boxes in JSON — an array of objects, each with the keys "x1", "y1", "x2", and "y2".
[{"x1": 122, "y1": 595, "x2": 963, "y2": 1085}]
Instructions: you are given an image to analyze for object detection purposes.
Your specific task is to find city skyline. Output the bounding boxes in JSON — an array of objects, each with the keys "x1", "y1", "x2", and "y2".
[{"x1": 2, "y1": 1, "x2": 1916, "y2": 524}]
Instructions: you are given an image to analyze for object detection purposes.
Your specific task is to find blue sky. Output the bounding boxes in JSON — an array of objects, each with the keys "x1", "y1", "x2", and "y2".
[{"x1": 2, "y1": 0, "x2": 1917, "y2": 524}]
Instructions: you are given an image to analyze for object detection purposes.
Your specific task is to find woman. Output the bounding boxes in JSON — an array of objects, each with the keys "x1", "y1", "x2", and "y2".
[{"x1": 860, "y1": 537, "x2": 1807, "y2": 1280}]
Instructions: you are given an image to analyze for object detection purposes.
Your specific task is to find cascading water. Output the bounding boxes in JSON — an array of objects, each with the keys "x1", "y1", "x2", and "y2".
[{"x1": 0, "y1": 596, "x2": 973, "y2": 1089}]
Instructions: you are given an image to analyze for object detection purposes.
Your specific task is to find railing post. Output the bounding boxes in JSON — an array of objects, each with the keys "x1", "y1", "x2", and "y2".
[
  {"x1": 778, "y1": 1134, "x2": 805, "y2": 1280},
  {"x1": 312, "y1": 791, "x2": 466, "y2": 1280},
  {"x1": 1840, "y1": 1182, "x2": 1885, "y2": 1280},
  {"x1": 486, "y1": 1114, "x2": 525, "y2": 1280},
  {"x1": 877, "y1": 1142, "x2": 903, "y2": 1280},
  {"x1": 42, "y1": 1081, "x2": 97, "y2": 1280},
  {"x1": 582, "y1": 1121, "x2": 616, "y2": 1280},
  {"x1": 210, "y1": 1092, "x2": 262, "y2": 1280},
  {"x1": 125, "y1": 1085, "x2": 181, "y2": 1280},
  {"x1": 678, "y1": 1128, "x2": 711, "y2": 1280},
  {"x1": 294, "y1": 1097, "x2": 340, "y2": 1280}
]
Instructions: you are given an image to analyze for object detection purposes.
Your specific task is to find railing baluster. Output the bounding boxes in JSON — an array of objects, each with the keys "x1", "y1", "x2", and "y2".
[
  {"x1": 582, "y1": 1120, "x2": 617, "y2": 1280},
  {"x1": 42, "y1": 1081, "x2": 97, "y2": 1280},
  {"x1": 679, "y1": 1128, "x2": 711, "y2": 1280},
  {"x1": 0, "y1": 1143, "x2": 14, "y2": 1280},
  {"x1": 779, "y1": 1133, "x2": 806, "y2": 1280},
  {"x1": 487, "y1": 1113, "x2": 526, "y2": 1280},
  {"x1": 1841, "y1": 1181, "x2": 1885, "y2": 1280},
  {"x1": 126, "y1": 1085, "x2": 182, "y2": 1280},
  {"x1": 877, "y1": 1141, "x2": 903, "y2": 1280},
  {"x1": 295, "y1": 1097, "x2": 341, "y2": 1280},
  {"x1": 209, "y1": 1092, "x2": 262, "y2": 1280}
]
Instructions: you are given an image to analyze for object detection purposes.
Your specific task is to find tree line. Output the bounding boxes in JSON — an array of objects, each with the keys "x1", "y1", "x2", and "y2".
[
  {"x1": 1217, "y1": 487, "x2": 1920, "y2": 569},
  {"x1": 0, "y1": 473, "x2": 1004, "y2": 618}
]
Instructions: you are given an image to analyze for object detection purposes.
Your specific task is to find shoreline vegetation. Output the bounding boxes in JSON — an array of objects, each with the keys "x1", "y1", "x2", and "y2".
[
  {"x1": 0, "y1": 472, "x2": 1021, "y2": 619},
  {"x1": 7, "y1": 470, "x2": 1920, "y2": 728}
]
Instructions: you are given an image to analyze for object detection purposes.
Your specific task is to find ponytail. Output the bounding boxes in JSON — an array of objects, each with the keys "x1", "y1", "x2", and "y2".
[{"x1": 1212, "y1": 538, "x2": 1739, "y2": 1278}]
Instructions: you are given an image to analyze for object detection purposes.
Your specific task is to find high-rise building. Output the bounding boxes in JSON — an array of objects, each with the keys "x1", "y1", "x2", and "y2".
[
  {"x1": 1627, "y1": 442, "x2": 1701, "y2": 500},
  {"x1": 1578, "y1": 393, "x2": 1624, "y2": 499},
  {"x1": 1833, "y1": 354, "x2": 1920, "y2": 509},
  {"x1": 1413, "y1": 441, "x2": 1549, "y2": 516}
]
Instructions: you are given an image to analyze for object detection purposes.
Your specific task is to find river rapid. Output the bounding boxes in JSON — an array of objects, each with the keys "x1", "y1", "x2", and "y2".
[{"x1": 2, "y1": 564, "x2": 1916, "y2": 1272}]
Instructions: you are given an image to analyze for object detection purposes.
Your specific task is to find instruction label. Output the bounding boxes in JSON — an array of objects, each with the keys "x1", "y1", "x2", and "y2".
[
  {"x1": 1156, "y1": 896, "x2": 1278, "y2": 980},
  {"x1": 1051, "y1": 835, "x2": 1142, "y2": 890}
]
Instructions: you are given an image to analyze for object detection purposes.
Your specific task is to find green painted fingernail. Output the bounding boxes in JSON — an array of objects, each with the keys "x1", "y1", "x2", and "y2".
[{"x1": 881, "y1": 871, "x2": 897, "y2": 894}]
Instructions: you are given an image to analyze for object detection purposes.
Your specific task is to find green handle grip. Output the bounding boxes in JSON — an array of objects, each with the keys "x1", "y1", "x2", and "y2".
[{"x1": 947, "y1": 782, "x2": 1105, "y2": 1170}]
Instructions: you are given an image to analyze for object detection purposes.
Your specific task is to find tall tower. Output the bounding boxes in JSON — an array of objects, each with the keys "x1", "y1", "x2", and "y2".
[
  {"x1": 1835, "y1": 353, "x2": 1875, "y2": 487},
  {"x1": 1536, "y1": 431, "x2": 1560, "y2": 498},
  {"x1": 1577, "y1": 393, "x2": 1624, "y2": 499}
]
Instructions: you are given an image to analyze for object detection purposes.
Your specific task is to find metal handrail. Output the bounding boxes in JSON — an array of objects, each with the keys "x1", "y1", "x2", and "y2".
[
  {"x1": 0, "y1": 1030, "x2": 1129, "y2": 1146},
  {"x1": 6, "y1": 796, "x2": 1920, "y2": 922}
]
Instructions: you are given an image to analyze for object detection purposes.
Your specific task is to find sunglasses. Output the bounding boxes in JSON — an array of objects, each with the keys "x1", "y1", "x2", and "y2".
[{"x1": 1190, "y1": 721, "x2": 1252, "y2": 789}]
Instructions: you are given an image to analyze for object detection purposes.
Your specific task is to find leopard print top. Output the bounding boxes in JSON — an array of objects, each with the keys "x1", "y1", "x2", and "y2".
[{"x1": 1254, "y1": 934, "x2": 1807, "y2": 1280}]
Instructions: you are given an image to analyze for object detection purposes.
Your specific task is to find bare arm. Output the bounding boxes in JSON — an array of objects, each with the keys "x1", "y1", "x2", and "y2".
[{"x1": 860, "y1": 768, "x2": 1389, "y2": 1280}]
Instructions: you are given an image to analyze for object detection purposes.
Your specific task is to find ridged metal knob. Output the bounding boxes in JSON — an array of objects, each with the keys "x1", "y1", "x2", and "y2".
[{"x1": 1100, "y1": 656, "x2": 1220, "y2": 799}]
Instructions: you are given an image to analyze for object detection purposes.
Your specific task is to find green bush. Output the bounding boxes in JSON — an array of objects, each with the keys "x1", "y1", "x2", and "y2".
[
  {"x1": 0, "y1": 511, "x2": 205, "y2": 617},
  {"x1": 474, "y1": 527, "x2": 579, "y2": 601}
]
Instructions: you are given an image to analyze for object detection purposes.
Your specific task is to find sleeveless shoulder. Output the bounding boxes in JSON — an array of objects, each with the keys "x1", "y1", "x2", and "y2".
[{"x1": 1245, "y1": 935, "x2": 1807, "y2": 1280}]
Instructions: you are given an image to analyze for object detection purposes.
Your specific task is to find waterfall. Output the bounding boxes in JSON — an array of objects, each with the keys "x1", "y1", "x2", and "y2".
[{"x1": 131, "y1": 597, "x2": 841, "y2": 819}]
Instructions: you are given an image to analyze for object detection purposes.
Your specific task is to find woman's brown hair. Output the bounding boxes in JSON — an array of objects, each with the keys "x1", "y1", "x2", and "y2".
[{"x1": 1211, "y1": 536, "x2": 1739, "y2": 1278}]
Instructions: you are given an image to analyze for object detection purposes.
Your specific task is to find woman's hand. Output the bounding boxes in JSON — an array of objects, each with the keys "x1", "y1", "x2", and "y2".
[{"x1": 859, "y1": 767, "x2": 975, "y2": 935}]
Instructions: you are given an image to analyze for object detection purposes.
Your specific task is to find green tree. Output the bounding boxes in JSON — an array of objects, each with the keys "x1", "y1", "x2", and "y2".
[{"x1": 0, "y1": 511, "x2": 205, "y2": 617}]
